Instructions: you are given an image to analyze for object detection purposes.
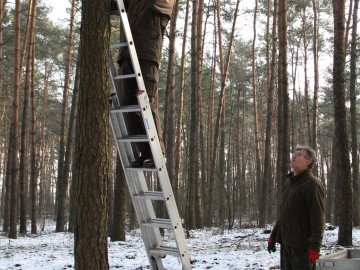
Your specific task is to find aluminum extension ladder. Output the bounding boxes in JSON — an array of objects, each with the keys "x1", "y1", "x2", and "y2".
[{"x1": 108, "y1": 1, "x2": 191, "y2": 269}]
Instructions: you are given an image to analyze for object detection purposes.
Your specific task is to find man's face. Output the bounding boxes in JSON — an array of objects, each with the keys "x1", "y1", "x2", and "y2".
[{"x1": 290, "y1": 150, "x2": 311, "y2": 174}]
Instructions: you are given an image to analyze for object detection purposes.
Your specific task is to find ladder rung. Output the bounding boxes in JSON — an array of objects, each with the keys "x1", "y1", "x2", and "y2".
[
  {"x1": 134, "y1": 191, "x2": 164, "y2": 201},
  {"x1": 118, "y1": 135, "x2": 148, "y2": 143},
  {"x1": 142, "y1": 218, "x2": 172, "y2": 229},
  {"x1": 149, "y1": 246, "x2": 179, "y2": 257},
  {"x1": 110, "y1": 42, "x2": 128, "y2": 49},
  {"x1": 110, "y1": 105, "x2": 141, "y2": 113},
  {"x1": 125, "y1": 166, "x2": 157, "y2": 172},
  {"x1": 114, "y1": 74, "x2": 137, "y2": 80}
]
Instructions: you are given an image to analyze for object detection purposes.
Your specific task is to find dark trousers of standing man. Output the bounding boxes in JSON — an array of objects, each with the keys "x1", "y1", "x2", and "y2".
[
  {"x1": 120, "y1": 58, "x2": 165, "y2": 158},
  {"x1": 281, "y1": 244, "x2": 316, "y2": 270}
]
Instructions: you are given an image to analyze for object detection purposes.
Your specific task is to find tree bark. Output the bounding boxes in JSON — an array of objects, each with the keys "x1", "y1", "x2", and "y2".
[
  {"x1": 164, "y1": 0, "x2": 179, "y2": 194},
  {"x1": 0, "y1": 0, "x2": 3, "y2": 98},
  {"x1": 8, "y1": 0, "x2": 22, "y2": 239},
  {"x1": 332, "y1": 0, "x2": 353, "y2": 246},
  {"x1": 251, "y1": 0, "x2": 262, "y2": 225},
  {"x1": 74, "y1": 0, "x2": 110, "y2": 268},
  {"x1": 174, "y1": 0, "x2": 189, "y2": 208},
  {"x1": 110, "y1": 154, "x2": 126, "y2": 241},
  {"x1": 312, "y1": 0, "x2": 319, "y2": 175},
  {"x1": 300, "y1": 8, "x2": 312, "y2": 146},
  {"x1": 19, "y1": 0, "x2": 37, "y2": 234},
  {"x1": 30, "y1": 34, "x2": 37, "y2": 235},
  {"x1": 350, "y1": 0, "x2": 360, "y2": 227},
  {"x1": 186, "y1": 0, "x2": 198, "y2": 229},
  {"x1": 260, "y1": 0, "x2": 277, "y2": 227},
  {"x1": 276, "y1": 0, "x2": 289, "y2": 217}
]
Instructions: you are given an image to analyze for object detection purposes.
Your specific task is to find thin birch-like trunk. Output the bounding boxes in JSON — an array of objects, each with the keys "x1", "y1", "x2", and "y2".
[
  {"x1": 251, "y1": 0, "x2": 262, "y2": 225},
  {"x1": 311, "y1": 0, "x2": 319, "y2": 175},
  {"x1": 56, "y1": 0, "x2": 77, "y2": 232},
  {"x1": 174, "y1": 0, "x2": 189, "y2": 205},
  {"x1": 9, "y1": 0, "x2": 21, "y2": 239},
  {"x1": 349, "y1": 0, "x2": 359, "y2": 226},
  {"x1": 164, "y1": 0, "x2": 179, "y2": 194},
  {"x1": 30, "y1": 34, "x2": 37, "y2": 234},
  {"x1": 207, "y1": 0, "x2": 240, "y2": 227},
  {"x1": 19, "y1": 0, "x2": 37, "y2": 234},
  {"x1": 260, "y1": 0, "x2": 277, "y2": 227}
]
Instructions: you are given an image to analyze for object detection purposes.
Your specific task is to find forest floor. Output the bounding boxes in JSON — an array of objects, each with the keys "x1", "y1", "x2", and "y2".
[{"x1": 0, "y1": 221, "x2": 359, "y2": 269}]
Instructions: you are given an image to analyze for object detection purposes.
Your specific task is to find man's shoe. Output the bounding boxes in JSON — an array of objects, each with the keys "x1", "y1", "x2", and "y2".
[
  {"x1": 143, "y1": 158, "x2": 155, "y2": 168},
  {"x1": 130, "y1": 152, "x2": 153, "y2": 168}
]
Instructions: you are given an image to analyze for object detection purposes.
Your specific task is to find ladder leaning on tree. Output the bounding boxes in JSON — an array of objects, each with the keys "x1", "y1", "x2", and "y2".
[{"x1": 108, "y1": 1, "x2": 192, "y2": 269}]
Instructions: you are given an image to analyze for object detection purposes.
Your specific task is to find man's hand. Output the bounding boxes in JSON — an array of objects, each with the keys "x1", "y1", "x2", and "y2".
[
  {"x1": 267, "y1": 237, "x2": 276, "y2": 253},
  {"x1": 309, "y1": 249, "x2": 319, "y2": 263}
]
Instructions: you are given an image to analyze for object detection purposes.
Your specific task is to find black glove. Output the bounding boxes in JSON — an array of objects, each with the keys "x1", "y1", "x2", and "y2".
[{"x1": 267, "y1": 237, "x2": 276, "y2": 253}]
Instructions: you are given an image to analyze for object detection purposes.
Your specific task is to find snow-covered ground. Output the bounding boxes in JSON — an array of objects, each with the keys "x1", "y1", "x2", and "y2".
[{"x1": 0, "y1": 221, "x2": 359, "y2": 270}]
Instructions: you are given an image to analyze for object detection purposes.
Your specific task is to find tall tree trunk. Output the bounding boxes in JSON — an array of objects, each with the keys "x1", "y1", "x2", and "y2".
[
  {"x1": 301, "y1": 8, "x2": 312, "y2": 146},
  {"x1": 332, "y1": 0, "x2": 352, "y2": 246},
  {"x1": 260, "y1": 0, "x2": 277, "y2": 227},
  {"x1": 276, "y1": 0, "x2": 289, "y2": 217},
  {"x1": 30, "y1": 35, "x2": 37, "y2": 235},
  {"x1": 19, "y1": 0, "x2": 37, "y2": 234},
  {"x1": 8, "y1": 0, "x2": 21, "y2": 239},
  {"x1": 56, "y1": 0, "x2": 77, "y2": 232},
  {"x1": 110, "y1": 154, "x2": 126, "y2": 241},
  {"x1": 3, "y1": 134, "x2": 11, "y2": 232},
  {"x1": 74, "y1": 0, "x2": 110, "y2": 268},
  {"x1": 62, "y1": 53, "x2": 79, "y2": 232},
  {"x1": 203, "y1": 14, "x2": 217, "y2": 226},
  {"x1": 68, "y1": 54, "x2": 80, "y2": 233},
  {"x1": 252, "y1": 0, "x2": 262, "y2": 225},
  {"x1": 312, "y1": 0, "x2": 319, "y2": 175},
  {"x1": 186, "y1": 0, "x2": 198, "y2": 230},
  {"x1": 350, "y1": 0, "x2": 360, "y2": 226},
  {"x1": 345, "y1": 0, "x2": 353, "y2": 52},
  {"x1": 0, "y1": 0, "x2": 3, "y2": 98},
  {"x1": 204, "y1": 13, "x2": 216, "y2": 227},
  {"x1": 38, "y1": 61, "x2": 52, "y2": 223},
  {"x1": 164, "y1": 0, "x2": 179, "y2": 193},
  {"x1": 174, "y1": 0, "x2": 189, "y2": 205},
  {"x1": 195, "y1": 0, "x2": 204, "y2": 228},
  {"x1": 0, "y1": 0, "x2": 3, "y2": 223}
]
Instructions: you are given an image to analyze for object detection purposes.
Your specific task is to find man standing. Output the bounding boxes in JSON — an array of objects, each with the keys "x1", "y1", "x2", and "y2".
[
  {"x1": 111, "y1": 0, "x2": 174, "y2": 167},
  {"x1": 268, "y1": 145, "x2": 325, "y2": 270}
]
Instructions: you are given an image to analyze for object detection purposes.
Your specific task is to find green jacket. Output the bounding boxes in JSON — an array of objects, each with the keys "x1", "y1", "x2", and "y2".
[
  {"x1": 270, "y1": 170, "x2": 325, "y2": 251},
  {"x1": 124, "y1": 0, "x2": 174, "y2": 18},
  {"x1": 149, "y1": 0, "x2": 175, "y2": 18}
]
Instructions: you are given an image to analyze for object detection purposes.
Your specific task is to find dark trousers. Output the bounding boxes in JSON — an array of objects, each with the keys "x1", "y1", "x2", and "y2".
[
  {"x1": 120, "y1": 58, "x2": 165, "y2": 156},
  {"x1": 281, "y1": 244, "x2": 316, "y2": 270}
]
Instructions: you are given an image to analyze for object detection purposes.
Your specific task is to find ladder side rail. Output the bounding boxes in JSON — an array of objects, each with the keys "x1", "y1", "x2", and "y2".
[
  {"x1": 157, "y1": 166, "x2": 191, "y2": 265},
  {"x1": 109, "y1": 112, "x2": 165, "y2": 269}
]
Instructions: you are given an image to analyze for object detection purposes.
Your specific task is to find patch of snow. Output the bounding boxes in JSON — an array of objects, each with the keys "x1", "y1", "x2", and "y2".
[{"x1": 0, "y1": 221, "x2": 359, "y2": 269}]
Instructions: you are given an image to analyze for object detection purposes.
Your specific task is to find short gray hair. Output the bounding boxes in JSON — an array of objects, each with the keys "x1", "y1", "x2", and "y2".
[{"x1": 295, "y1": 144, "x2": 317, "y2": 169}]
